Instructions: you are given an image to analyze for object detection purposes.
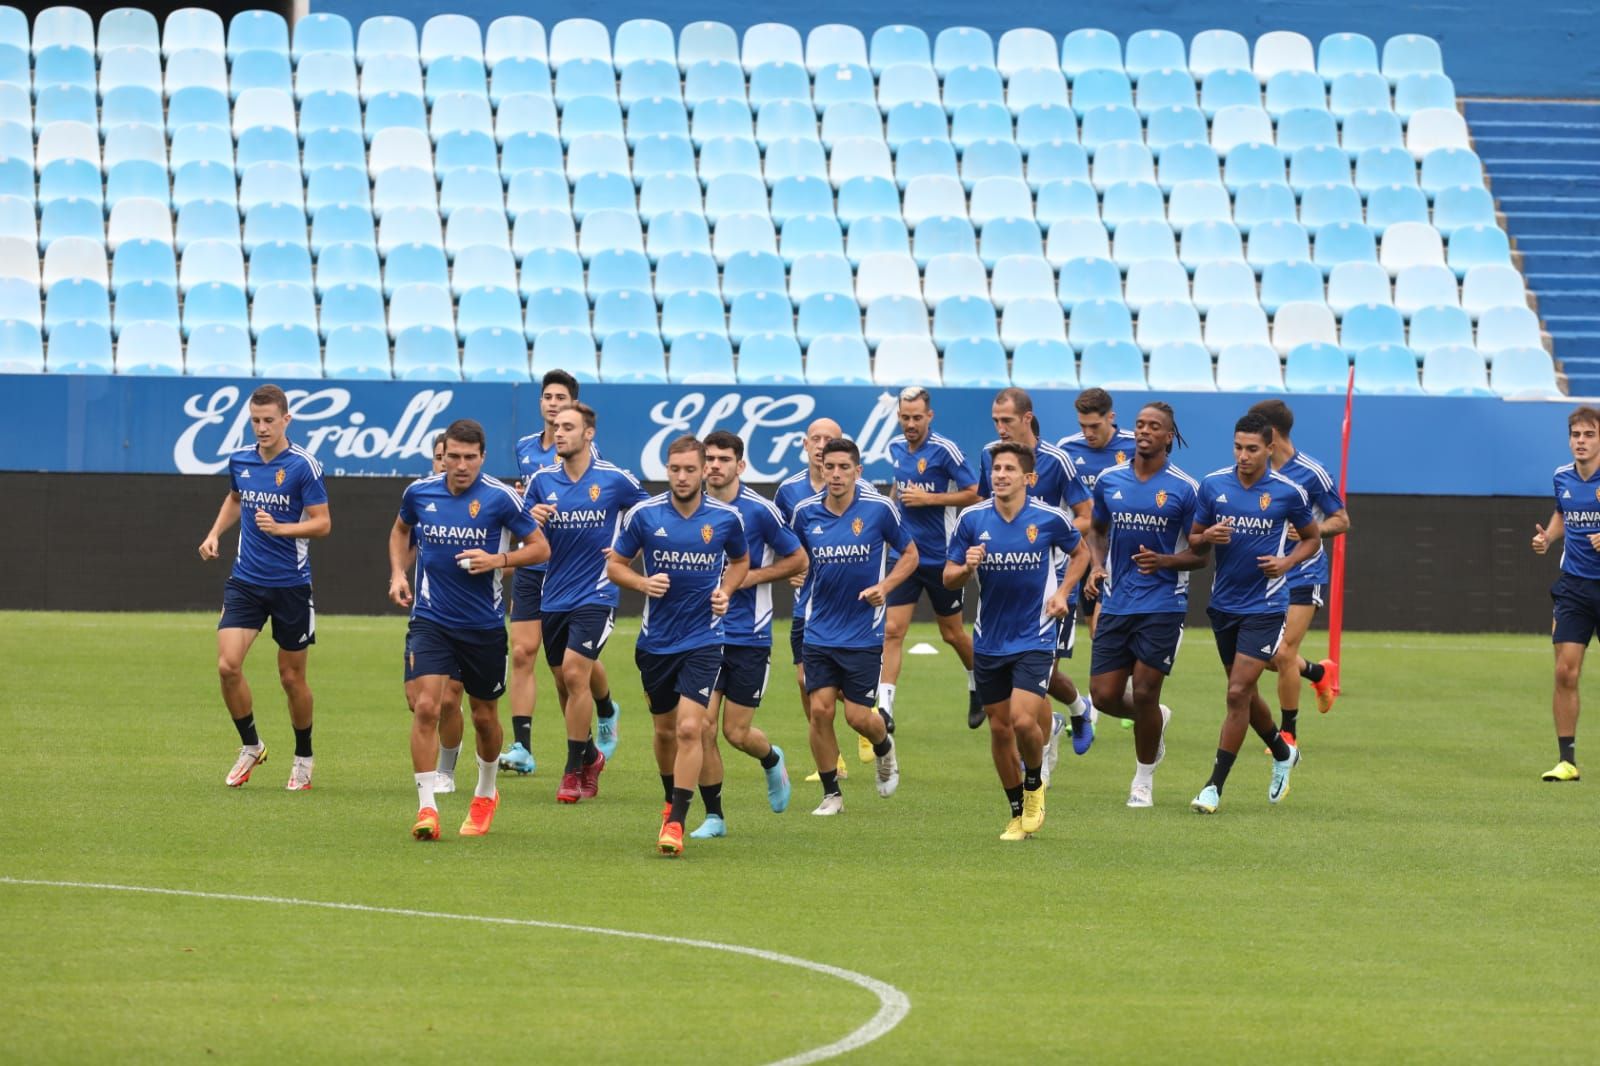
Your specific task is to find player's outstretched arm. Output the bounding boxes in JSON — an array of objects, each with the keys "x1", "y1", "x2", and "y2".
[
  {"x1": 742, "y1": 547, "x2": 805, "y2": 590},
  {"x1": 198, "y1": 492, "x2": 241, "y2": 560},
  {"x1": 255, "y1": 502, "x2": 331, "y2": 540},
  {"x1": 386, "y1": 518, "x2": 414, "y2": 607}
]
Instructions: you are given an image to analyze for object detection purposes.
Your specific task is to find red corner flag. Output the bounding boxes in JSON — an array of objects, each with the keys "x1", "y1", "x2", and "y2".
[{"x1": 1325, "y1": 365, "x2": 1355, "y2": 693}]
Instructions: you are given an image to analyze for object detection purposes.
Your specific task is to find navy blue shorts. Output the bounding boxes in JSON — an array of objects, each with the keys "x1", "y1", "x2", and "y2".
[
  {"x1": 1552, "y1": 572, "x2": 1600, "y2": 645},
  {"x1": 1054, "y1": 600, "x2": 1078, "y2": 659},
  {"x1": 789, "y1": 613, "x2": 805, "y2": 665},
  {"x1": 973, "y1": 649, "x2": 1055, "y2": 706},
  {"x1": 219, "y1": 578, "x2": 315, "y2": 651},
  {"x1": 637, "y1": 645, "x2": 723, "y2": 713},
  {"x1": 1288, "y1": 583, "x2": 1324, "y2": 609},
  {"x1": 885, "y1": 561, "x2": 965, "y2": 616},
  {"x1": 801, "y1": 645, "x2": 881, "y2": 706},
  {"x1": 541, "y1": 605, "x2": 615, "y2": 668},
  {"x1": 509, "y1": 567, "x2": 544, "y2": 623},
  {"x1": 716, "y1": 644, "x2": 773, "y2": 707},
  {"x1": 405, "y1": 618, "x2": 507, "y2": 701},
  {"x1": 1090, "y1": 611, "x2": 1185, "y2": 676},
  {"x1": 1207, "y1": 608, "x2": 1286, "y2": 670}
]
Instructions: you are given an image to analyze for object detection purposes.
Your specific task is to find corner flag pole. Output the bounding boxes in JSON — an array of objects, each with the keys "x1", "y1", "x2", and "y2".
[{"x1": 1326, "y1": 365, "x2": 1355, "y2": 692}]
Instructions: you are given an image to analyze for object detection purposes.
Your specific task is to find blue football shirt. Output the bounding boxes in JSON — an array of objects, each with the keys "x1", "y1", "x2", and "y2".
[
  {"x1": 1276, "y1": 450, "x2": 1345, "y2": 588},
  {"x1": 720, "y1": 485, "x2": 803, "y2": 647},
  {"x1": 790, "y1": 487, "x2": 912, "y2": 650},
  {"x1": 528, "y1": 458, "x2": 649, "y2": 613},
  {"x1": 1555, "y1": 463, "x2": 1600, "y2": 580},
  {"x1": 948, "y1": 499, "x2": 1082, "y2": 657},
  {"x1": 513, "y1": 435, "x2": 597, "y2": 573},
  {"x1": 399, "y1": 472, "x2": 537, "y2": 630},
  {"x1": 612, "y1": 494, "x2": 748, "y2": 654},
  {"x1": 1058, "y1": 427, "x2": 1137, "y2": 493},
  {"x1": 977, "y1": 439, "x2": 1089, "y2": 511},
  {"x1": 1195, "y1": 467, "x2": 1316, "y2": 615},
  {"x1": 775, "y1": 471, "x2": 872, "y2": 622},
  {"x1": 1092, "y1": 461, "x2": 1201, "y2": 616},
  {"x1": 229, "y1": 443, "x2": 329, "y2": 588},
  {"x1": 888, "y1": 432, "x2": 978, "y2": 565}
]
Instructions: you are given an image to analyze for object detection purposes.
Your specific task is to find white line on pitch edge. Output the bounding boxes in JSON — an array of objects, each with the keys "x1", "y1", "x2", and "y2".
[{"x1": 0, "y1": 876, "x2": 910, "y2": 1066}]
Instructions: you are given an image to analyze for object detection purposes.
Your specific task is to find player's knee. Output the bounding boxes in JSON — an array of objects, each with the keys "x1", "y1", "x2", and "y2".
[
  {"x1": 1225, "y1": 681, "x2": 1253, "y2": 708},
  {"x1": 675, "y1": 714, "x2": 703, "y2": 746},
  {"x1": 217, "y1": 655, "x2": 243, "y2": 684},
  {"x1": 722, "y1": 719, "x2": 747, "y2": 747},
  {"x1": 936, "y1": 614, "x2": 965, "y2": 642},
  {"x1": 1130, "y1": 678, "x2": 1161, "y2": 710},
  {"x1": 413, "y1": 697, "x2": 441, "y2": 725},
  {"x1": 277, "y1": 663, "x2": 305, "y2": 690},
  {"x1": 1556, "y1": 661, "x2": 1583, "y2": 691},
  {"x1": 1271, "y1": 643, "x2": 1299, "y2": 672},
  {"x1": 809, "y1": 701, "x2": 835, "y2": 725},
  {"x1": 885, "y1": 617, "x2": 908, "y2": 641},
  {"x1": 511, "y1": 641, "x2": 538, "y2": 670},
  {"x1": 1088, "y1": 678, "x2": 1120, "y2": 711}
]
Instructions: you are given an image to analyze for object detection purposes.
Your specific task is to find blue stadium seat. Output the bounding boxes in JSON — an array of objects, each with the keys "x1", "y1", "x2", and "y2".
[
  {"x1": 461, "y1": 326, "x2": 530, "y2": 382},
  {"x1": 1009, "y1": 337, "x2": 1075, "y2": 388},
  {"x1": 1125, "y1": 29, "x2": 1185, "y2": 80},
  {"x1": 1394, "y1": 264, "x2": 1460, "y2": 316},
  {"x1": 804, "y1": 332, "x2": 872, "y2": 384},
  {"x1": 1155, "y1": 142, "x2": 1220, "y2": 193},
  {"x1": 1192, "y1": 260, "x2": 1258, "y2": 314},
  {"x1": 949, "y1": 99, "x2": 1014, "y2": 147},
  {"x1": 782, "y1": 214, "x2": 845, "y2": 265},
  {"x1": 1034, "y1": 179, "x2": 1099, "y2": 229},
  {"x1": 394, "y1": 323, "x2": 462, "y2": 381},
  {"x1": 1352, "y1": 342, "x2": 1421, "y2": 393},
  {"x1": 835, "y1": 175, "x2": 901, "y2": 230},
  {"x1": 854, "y1": 252, "x2": 921, "y2": 306},
  {"x1": 873, "y1": 335, "x2": 941, "y2": 386},
  {"x1": 1246, "y1": 220, "x2": 1311, "y2": 273},
  {"x1": 524, "y1": 285, "x2": 591, "y2": 336},
  {"x1": 1114, "y1": 218, "x2": 1179, "y2": 271},
  {"x1": 518, "y1": 247, "x2": 585, "y2": 297},
  {"x1": 317, "y1": 282, "x2": 386, "y2": 336},
  {"x1": 1015, "y1": 104, "x2": 1077, "y2": 151},
  {"x1": 1314, "y1": 222, "x2": 1379, "y2": 276},
  {"x1": 1289, "y1": 146, "x2": 1354, "y2": 194},
  {"x1": 844, "y1": 214, "x2": 910, "y2": 266},
  {"x1": 1072, "y1": 68, "x2": 1134, "y2": 112},
  {"x1": 1381, "y1": 34, "x2": 1442, "y2": 84},
  {"x1": 492, "y1": 59, "x2": 552, "y2": 110},
  {"x1": 757, "y1": 98, "x2": 820, "y2": 148},
  {"x1": 1273, "y1": 301, "x2": 1340, "y2": 352},
  {"x1": 1077, "y1": 338, "x2": 1148, "y2": 389},
  {"x1": 1326, "y1": 261, "x2": 1392, "y2": 315},
  {"x1": 1254, "y1": 260, "x2": 1321, "y2": 316},
  {"x1": 1420, "y1": 148, "x2": 1485, "y2": 200},
  {"x1": 1431, "y1": 185, "x2": 1496, "y2": 237},
  {"x1": 682, "y1": 59, "x2": 743, "y2": 110},
  {"x1": 1090, "y1": 141, "x2": 1154, "y2": 191},
  {"x1": 736, "y1": 330, "x2": 804, "y2": 383},
  {"x1": 702, "y1": 173, "x2": 767, "y2": 225},
  {"x1": 983, "y1": 254, "x2": 1049, "y2": 308},
  {"x1": 451, "y1": 245, "x2": 518, "y2": 296},
  {"x1": 1299, "y1": 182, "x2": 1362, "y2": 230},
  {"x1": 786, "y1": 252, "x2": 854, "y2": 305},
  {"x1": 1146, "y1": 106, "x2": 1210, "y2": 151},
  {"x1": 316, "y1": 238, "x2": 382, "y2": 292},
  {"x1": 181, "y1": 280, "x2": 249, "y2": 338},
  {"x1": 1340, "y1": 301, "x2": 1406, "y2": 352},
  {"x1": 1136, "y1": 68, "x2": 1197, "y2": 115},
  {"x1": 531, "y1": 325, "x2": 599, "y2": 382},
  {"x1": 1146, "y1": 341, "x2": 1216, "y2": 391},
  {"x1": 870, "y1": 25, "x2": 931, "y2": 76},
  {"x1": 691, "y1": 135, "x2": 759, "y2": 186},
  {"x1": 1048, "y1": 219, "x2": 1112, "y2": 270},
  {"x1": 1277, "y1": 109, "x2": 1340, "y2": 154},
  {"x1": 933, "y1": 27, "x2": 994, "y2": 78},
  {"x1": 550, "y1": 17, "x2": 610, "y2": 69},
  {"x1": 1070, "y1": 299, "x2": 1136, "y2": 354},
  {"x1": 114, "y1": 320, "x2": 184, "y2": 375},
  {"x1": 1223, "y1": 142, "x2": 1286, "y2": 195},
  {"x1": 1343, "y1": 108, "x2": 1406, "y2": 160},
  {"x1": 1000, "y1": 295, "x2": 1067, "y2": 351},
  {"x1": 813, "y1": 61, "x2": 876, "y2": 112},
  {"x1": 995, "y1": 27, "x2": 1054, "y2": 78},
  {"x1": 484, "y1": 15, "x2": 544, "y2": 68},
  {"x1": 39, "y1": 197, "x2": 103, "y2": 251},
  {"x1": 182, "y1": 322, "x2": 253, "y2": 376},
  {"x1": 1460, "y1": 265, "x2": 1527, "y2": 321},
  {"x1": 254, "y1": 322, "x2": 323, "y2": 377},
  {"x1": 631, "y1": 132, "x2": 697, "y2": 186},
  {"x1": 1283, "y1": 342, "x2": 1349, "y2": 392},
  {"x1": 1447, "y1": 225, "x2": 1512, "y2": 278},
  {"x1": 439, "y1": 166, "x2": 504, "y2": 221},
  {"x1": 727, "y1": 290, "x2": 792, "y2": 345},
  {"x1": 820, "y1": 101, "x2": 883, "y2": 150},
  {"x1": 1199, "y1": 67, "x2": 1259, "y2": 119},
  {"x1": 1205, "y1": 300, "x2": 1273, "y2": 353},
  {"x1": 961, "y1": 139, "x2": 1024, "y2": 191},
  {"x1": 1079, "y1": 104, "x2": 1142, "y2": 155},
  {"x1": 628, "y1": 94, "x2": 690, "y2": 143},
  {"x1": 363, "y1": 91, "x2": 429, "y2": 142},
  {"x1": 762, "y1": 175, "x2": 827, "y2": 227},
  {"x1": 293, "y1": 12, "x2": 353, "y2": 62},
  {"x1": 1137, "y1": 300, "x2": 1203, "y2": 354},
  {"x1": 1477, "y1": 305, "x2": 1543, "y2": 356},
  {"x1": 172, "y1": 199, "x2": 236, "y2": 255},
  {"x1": 231, "y1": 48, "x2": 293, "y2": 100},
  {"x1": 553, "y1": 56, "x2": 616, "y2": 109},
  {"x1": 0, "y1": 274, "x2": 36, "y2": 330},
  {"x1": 909, "y1": 214, "x2": 975, "y2": 268},
  {"x1": 661, "y1": 288, "x2": 726, "y2": 345},
  {"x1": 576, "y1": 247, "x2": 647, "y2": 303},
  {"x1": 619, "y1": 61, "x2": 679, "y2": 111},
  {"x1": 880, "y1": 66, "x2": 942, "y2": 116},
  {"x1": 457, "y1": 285, "x2": 524, "y2": 338},
  {"x1": 1491, "y1": 347, "x2": 1560, "y2": 398},
  {"x1": 1101, "y1": 180, "x2": 1165, "y2": 234},
  {"x1": 932, "y1": 294, "x2": 999, "y2": 351},
  {"x1": 358, "y1": 15, "x2": 419, "y2": 67},
  {"x1": 387, "y1": 282, "x2": 455, "y2": 336},
  {"x1": 1126, "y1": 261, "x2": 1197, "y2": 316},
  {"x1": 978, "y1": 217, "x2": 1042, "y2": 269},
  {"x1": 642, "y1": 210, "x2": 710, "y2": 264},
  {"x1": 601, "y1": 328, "x2": 668, "y2": 382},
  {"x1": 425, "y1": 56, "x2": 487, "y2": 107},
  {"x1": 46, "y1": 318, "x2": 114, "y2": 374},
  {"x1": 763, "y1": 137, "x2": 829, "y2": 186},
  {"x1": 669, "y1": 330, "x2": 736, "y2": 383},
  {"x1": 1408, "y1": 304, "x2": 1474, "y2": 353},
  {"x1": 1354, "y1": 147, "x2": 1418, "y2": 197},
  {"x1": 938, "y1": 336, "x2": 1008, "y2": 386},
  {"x1": 1215, "y1": 342, "x2": 1286, "y2": 392},
  {"x1": 0, "y1": 317, "x2": 43, "y2": 372},
  {"x1": 797, "y1": 291, "x2": 862, "y2": 347},
  {"x1": 250, "y1": 280, "x2": 317, "y2": 337}
]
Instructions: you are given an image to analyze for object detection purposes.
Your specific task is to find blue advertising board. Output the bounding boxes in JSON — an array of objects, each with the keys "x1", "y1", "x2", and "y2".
[{"x1": 0, "y1": 373, "x2": 1571, "y2": 496}]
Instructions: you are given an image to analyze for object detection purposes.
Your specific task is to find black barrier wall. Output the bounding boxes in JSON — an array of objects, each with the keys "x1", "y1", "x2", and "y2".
[{"x1": 0, "y1": 473, "x2": 1559, "y2": 634}]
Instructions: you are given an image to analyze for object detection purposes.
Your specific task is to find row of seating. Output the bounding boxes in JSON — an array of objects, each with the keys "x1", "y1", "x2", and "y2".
[
  {"x1": 3, "y1": 9, "x2": 1447, "y2": 88},
  {"x1": 0, "y1": 314, "x2": 1558, "y2": 396}
]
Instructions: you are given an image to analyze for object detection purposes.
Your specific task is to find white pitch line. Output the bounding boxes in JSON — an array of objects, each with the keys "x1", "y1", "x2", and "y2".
[{"x1": 0, "y1": 876, "x2": 908, "y2": 1066}]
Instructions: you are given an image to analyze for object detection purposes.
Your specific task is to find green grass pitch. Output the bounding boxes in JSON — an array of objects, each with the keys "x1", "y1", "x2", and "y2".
[{"x1": 2, "y1": 610, "x2": 1597, "y2": 1063}]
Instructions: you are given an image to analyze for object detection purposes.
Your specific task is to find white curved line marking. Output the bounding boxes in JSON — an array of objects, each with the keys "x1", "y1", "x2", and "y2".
[{"x1": 0, "y1": 877, "x2": 909, "y2": 1066}]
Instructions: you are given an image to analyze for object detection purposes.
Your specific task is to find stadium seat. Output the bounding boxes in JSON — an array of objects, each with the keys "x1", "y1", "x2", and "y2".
[
  {"x1": 978, "y1": 254, "x2": 1048, "y2": 311},
  {"x1": 524, "y1": 285, "x2": 590, "y2": 337},
  {"x1": 1113, "y1": 219, "x2": 1178, "y2": 271},
  {"x1": 1326, "y1": 261, "x2": 1392, "y2": 315},
  {"x1": 668, "y1": 331, "x2": 736, "y2": 383},
  {"x1": 1447, "y1": 225, "x2": 1513, "y2": 279},
  {"x1": 1090, "y1": 141, "x2": 1154, "y2": 191},
  {"x1": 182, "y1": 322, "x2": 253, "y2": 376},
  {"x1": 1180, "y1": 220, "x2": 1245, "y2": 273},
  {"x1": 293, "y1": 12, "x2": 354, "y2": 63},
  {"x1": 932, "y1": 295, "x2": 1000, "y2": 351},
  {"x1": 1314, "y1": 222, "x2": 1379, "y2": 276},
  {"x1": 1394, "y1": 72, "x2": 1456, "y2": 124},
  {"x1": 1101, "y1": 180, "x2": 1165, "y2": 235},
  {"x1": 1056, "y1": 254, "x2": 1120, "y2": 309},
  {"x1": 531, "y1": 326, "x2": 599, "y2": 381},
  {"x1": 1009, "y1": 337, "x2": 1076, "y2": 388},
  {"x1": 722, "y1": 250, "x2": 788, "y2": 302},
  {"x1": 1069, "y1": 299, "x2": 1134, "y2": 353},
  {"x1": 601, "y1": 329, "x2": 668, "y2": 382},
  {"x1": 250, "y1": 280, "x2": 318, "y2": 338},
  {"x1": 1408, "y1": 304, "x2": 1474, "y2": 354},
  {"x1": 1125, "y1": 29, "x2": 1185, "y2": 80},
  {"x1": 1283, "y1": 341, "x2": 1350, "y2": 392},
  {"x1": 933, "y1": 27, "x2": 994, "y2": 78},
  {"x1": 383, "y1": 241, "x2": 450, "y2": 297},
  {"x1": 1394, "y1": 264, "x2": 1460, "y2": 316},
  {"x1": 1256, "y1": 31, "x2": 1317, "y2": 80},
  {"x1": 845, "y1": 215, "x2": 910, "y2": 266},
  {"x1": 1460, "y1": 266, "x2": 1527, "y2": 321},
  {"x1": 254, "y1": 322, "x2": 323, "y2": 378},
  {"x1": 318, "y1": 282, "x2": 386, "y2": 337},
  {"x1": 1034, "y1": 179, "x2": 1100, "y2": 230},
  {"x1": 853, "y1": 252, "x2": 921, "y2": 306},
  {"x1": 181, "y1": 280, "x2": 249, "y2": 338},
  {"x1": 393, "y1": 323, "x2": 462, "y2": 381},
  {"x1": 713, "y1": 212, "x2": 778, "y2": 264},
  {"x1": 387, "y1": 282, "x2": 456, "y2": 337},
  {"x1": 870, "y1": 25, "x2": 931, "y2": 76},
  {"x1": 1272, "y1": 301, "x2": 1339, "y2": 353},
  {"x1": 874, "y1": 335, "x2": 941, "y2": 386},
  {"x1": 585, "y1": 247, "x2": 652, "y2": 301},
  {"x1": 798, "y1": 291, "x2": 863, "y2": 347},
  {"x1": 1146, "y1": 341, "x2": 1216, "y2": 391},
  {"x1": 805, "y1": 332, "x2": 873, "y2": 384},
  {"x1": 114, "y1": 320, "x2": 184, "y2": 375},
  {"x1": 517, "y1": 247, "x2": 586, "y2": 299},
  {"x1": 662, "y1": 288, "x2": 727, "y2": 345},
  {"x1": 111, "y1": 275, "x2": 179, "y2": 337},
  {"x1": 456, "y1": 285, "x2": 525, "y2": 339},
  {"x1": 1137, "y1": 300, "x2": 1203, "y2": 354},
  {"x1": 1193, "y1": 261, "x2": 1260, "y2": 314},
  {"x1": 1476, "y1": 306, "x2": 1543, "y2": 357},
  {"x1": 1078, "y1": 339, "x2": 1147, "y2": 389},
  {"x1": 1341, "y1": 302, "x2": 1407, "y2": 352},
  {"x1": 1490, "y1": 347, "x2": 1561, "y2": 398},
  {"x1": 736, "y1": 330, "x2": 804, "y2": 384},
  {"x1": 1205, "y1": 301, "x2": 1272, "y2": 353},
  {"x1": 593, "y1": 287, "x2": 658, "y2": 336},
  {"x1": 919, "y1": 254, "x2": 987, "y2": 308},
  {"x1": 678, "y1": 21, "x2": 737, "y2": 70},
  {"x1": 45, "y1": 318, "x2": 113, "y2": 374},
  {"x1": 1259, "y1": 260, "x2": 1325, "y2": 315},
  {"x1": 1352, "y1": 342, "x2": 1422, "y2": 393},
  {"x1": 727, "y1": 289, "x2": 793, "y2": 345},
  {"x1": 1405, "y1": 108, "x2": 1470, "y2": 160},
  {"x1": 786, "y1": 252, "x2": 854, "y2": 305},
  {"x1": 864, "y1": 294, "x2": 929, "y2": 349},
  {"x1": 1016, "y1": 104, "x2": 1078, "y2": 153},
  {"x1": 1215, "y1": 342, "x2": 1287, "y2": 391},
  {"x1": 940, "y1": 336, "x2": 1009, "y2": 387},
  {"x1": 1245, "y1": 218, "x2": 1312, "y2": 273}
]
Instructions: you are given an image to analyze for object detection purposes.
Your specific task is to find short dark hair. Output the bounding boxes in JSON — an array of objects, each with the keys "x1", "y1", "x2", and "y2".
[
  {"x1": 821, "y1": 438, "x2": 861, "y2": 465},
  {"x1": 541, "y1": 369, "x2": 579, "y2": 399},
  {"x1": 249, "y1": 384, "x2": 289, "y2": 414},
  {"x1": 994, "y1": 386, "x2": 1034, "y2": 416},
  {"x1": 1570, "y1": 406, "x2": 1600, "y2": 430},
  {"x1": 989, "y1": 441, "x2": 1035, "y2": 475},
  {"x1": 666, "y1": 434, "x2": 705, "y2": 461},
  {"x1": 1247, "y1": 399, "x2": 1294, "y2": 437},
  {"x1": 704, "y1": 430, "x2": 744, "y2": 461},
  {"x1": 442, "y1": 418, "x2": 487, "y2": 454},
  {"x1": 567, "y1": 401, "x2": 596, "y2": 431},
  {"x1": 1234, "y1": 412, "x2": 1275, "y2": 444},
  {"x1": 1074, "y1": 388, "x2": 1113, "y2": 416}
]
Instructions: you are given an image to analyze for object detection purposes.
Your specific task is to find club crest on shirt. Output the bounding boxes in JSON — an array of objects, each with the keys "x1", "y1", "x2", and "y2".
[
  {"x1": 588, "y1": 483, "x2": 601, "y2": 502},
  {"x1": 1155, "y1": 489, "x2": 1168, "y2": 508},
  {"x1": 1259, "y1": 492, "x2": 1272, "y2": 511},
  {"x1": 1025, "y1": 471, "x2": 1039, "y2": 488},
  {"x1": 275, "y1": 468, "x2": 286, "y2": 487},
  {"x1": 701, "y1": 523, "x2": 713, "y2": 544},
  {"x1": 1594, "y1": 485, "x2": 1600, "y2": 502},
  {"x1": 1115, "y1": 450, "x2": 1127, "y2": 465},
  {"x1": 1025, "y1": 523, "x2": 1038, "y2": 543},
  {"x1": 851, "y1": 517, "x2": 863, "y2": 536},
  {"x1": 469, "y1": 499, "x2": 481, "y2": 518},
  {"x1": 916, "y1": 457, "x2": 927, "y2": 474}
]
